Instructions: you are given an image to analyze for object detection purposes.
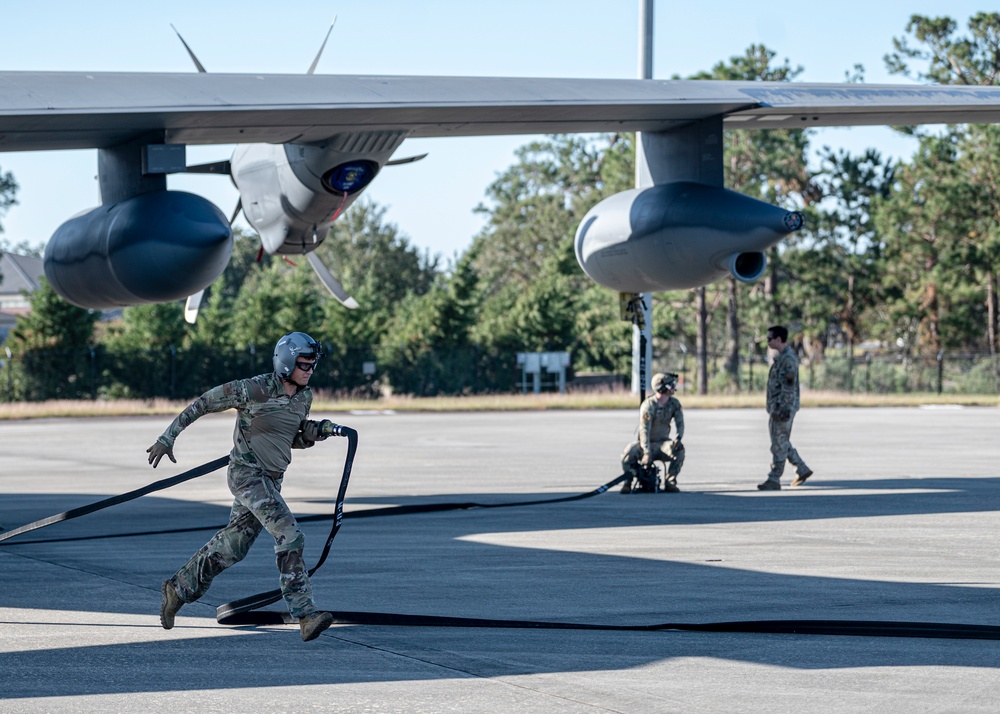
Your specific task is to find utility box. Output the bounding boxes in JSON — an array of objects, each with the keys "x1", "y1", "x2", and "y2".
[{"x1": 516, "y1": 351, "x2": 571, "y2": 394}]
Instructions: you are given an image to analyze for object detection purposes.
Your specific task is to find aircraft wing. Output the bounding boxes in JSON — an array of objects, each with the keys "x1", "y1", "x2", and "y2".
[{"x1": 4, "y1": 72, "x2": 1000, "y2": 152}]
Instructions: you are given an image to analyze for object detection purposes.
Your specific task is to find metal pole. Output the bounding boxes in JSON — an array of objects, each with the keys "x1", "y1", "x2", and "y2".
[
  {"x1": 639, "y1": 331, "x2": 647, "y2": 403},
  {"x1": 638, "y1": 0, "x2": 653, "y2": 80},
  {"x1": 697, "y1": 287, "x2": 708, "y2": 394},
  {"x1": 631, "y1": 296, "x2": 652, "y2": 399},
  {"x1": 169, "y1": 344, "x2": 177, "y2": 399},
  {"x1": 5, "y1": 347, "x2": 12, "y2": 402},
  {"x1": 847, "y1": 345, "x2": 855, "y2": 392},
  {"x1": 631, "y1": 0, "x2": 655, "y2": 398},
  {"x1": 679, "y1": 343, "x2": 688, "y2": 393}
]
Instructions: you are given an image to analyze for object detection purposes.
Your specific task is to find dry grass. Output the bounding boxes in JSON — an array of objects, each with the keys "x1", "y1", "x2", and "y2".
[
  {"x1": 797, "y1": 391, "x2": 1000, "y2": 408},
  {"x1": 0, "y1": 389, "x2": 996, "y2": 420},
  {"x1": 0, "y1": 398, "x2": 192, "y2": 420},
  {"x1": 314, "y1": 390, "x2": 1000, "y2": 412}
]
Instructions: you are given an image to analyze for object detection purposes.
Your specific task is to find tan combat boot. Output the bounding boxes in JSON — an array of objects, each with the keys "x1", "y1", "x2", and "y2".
[
  {"x1": 160, "y1": 580, "x2": 184, "y2": 629},
  {"x1": 300, "y1": 611, "x2": 334, "y2": 641}
]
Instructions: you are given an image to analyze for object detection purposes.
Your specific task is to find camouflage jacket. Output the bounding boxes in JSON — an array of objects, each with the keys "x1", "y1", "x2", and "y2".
[
  {"x1": 157, "y1": 372, "x2": 313, "y2": 473},
  {"x1": 638, "y1": 394, "x2": 684, "y2": 452},
  {"x1": 766, "y1": 346, "x2": 800, "y2": 416}
]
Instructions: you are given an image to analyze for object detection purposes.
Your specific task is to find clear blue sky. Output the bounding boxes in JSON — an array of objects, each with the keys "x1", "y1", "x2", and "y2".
[{"x1": 0, "y1": 1, "x2": 991, "y2": 262}]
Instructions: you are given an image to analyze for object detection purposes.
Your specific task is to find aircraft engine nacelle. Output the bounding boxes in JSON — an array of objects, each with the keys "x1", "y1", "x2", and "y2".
[
  {"x1": 232, "y1": 132, "x2": 405, "y2": 255},
  {"x1": 44, "y1": 190, "x2": 232, "y2": 309},
  {"x1": 574, "y1": 182, "x2": 804, "y2": 293}
]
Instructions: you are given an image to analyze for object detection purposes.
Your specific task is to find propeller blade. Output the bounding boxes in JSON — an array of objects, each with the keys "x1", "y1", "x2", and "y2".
[
  {"x1": 229, "y1": 198, "x2": 242, "y2": 226},
  {"x1": 185, "y1": 160, "x2": 232, "y2": 175},
  {"x1": 307, "y1": 18, "x2": 337, "y2": 75},
  {"x1": 385, "y1": 153, "x2": 429, "y2": 166},
  {"x1": 170, "y1": 24, "x2": 208, "y2": 73},
  {"x1": 306, "y1": 251, "x2": 359, "y2": 310},
  {"x1": 184, "y1": 289, "x2": 205, "y2": 324}
]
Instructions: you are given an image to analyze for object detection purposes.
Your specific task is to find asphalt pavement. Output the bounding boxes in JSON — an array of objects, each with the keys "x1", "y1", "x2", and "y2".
[{"x1": 1, "y1": 406, "x2": 998, "y2": 712}]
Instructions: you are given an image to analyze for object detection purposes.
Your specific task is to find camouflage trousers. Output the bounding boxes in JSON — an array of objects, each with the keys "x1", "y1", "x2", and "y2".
[
  {"x1": 621, "y1": 440, "x2": 684, "y2": 484},
  {"x1": 168, "y1": 464, "x2": 317, "y2": 618},
  {"x1": 767, "y1": 413, "x2": 809, "y2": 482}
]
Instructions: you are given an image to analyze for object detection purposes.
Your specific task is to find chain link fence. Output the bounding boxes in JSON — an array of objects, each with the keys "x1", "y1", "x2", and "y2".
[
  {"x1": 654, "y1": 347, "x2": 1000, "y2": 396},
  {"x1": 1, "y1": 344, "x2": 998, "y2": 402},
  {"x1": 0, "y1": 343, "x2": 520, "y2": 402}
]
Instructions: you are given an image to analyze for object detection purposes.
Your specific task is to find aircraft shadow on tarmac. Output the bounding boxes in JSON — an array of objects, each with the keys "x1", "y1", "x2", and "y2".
[{"x1": 2, "y1": 476, "x2": 1000, "y2": 697}]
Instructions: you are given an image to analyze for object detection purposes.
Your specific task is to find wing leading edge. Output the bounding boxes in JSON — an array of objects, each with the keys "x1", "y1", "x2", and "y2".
[{"x1": 5, "y1": 72, "x2": 1000, "y2": 152}]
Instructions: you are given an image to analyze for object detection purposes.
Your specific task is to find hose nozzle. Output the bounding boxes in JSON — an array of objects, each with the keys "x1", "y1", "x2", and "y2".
[{"x1": 319, "y1": 420, "x2": 346, "y2": 438}]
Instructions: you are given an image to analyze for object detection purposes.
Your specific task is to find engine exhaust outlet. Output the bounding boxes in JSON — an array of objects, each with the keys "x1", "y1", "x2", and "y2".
[{"x1": 729, "y1": 251, "x2": 767, "y2": 282}]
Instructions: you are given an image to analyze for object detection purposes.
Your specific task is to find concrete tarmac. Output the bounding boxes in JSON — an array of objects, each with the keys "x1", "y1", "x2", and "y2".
[{"x1": 1, "y1": 406, "x2": 999, "y2": 712}]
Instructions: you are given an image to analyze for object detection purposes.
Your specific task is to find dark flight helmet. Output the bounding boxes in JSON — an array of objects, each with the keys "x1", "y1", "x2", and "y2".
[{"x1": 273, "y1": 332, "x2": 322, "y2": 378}]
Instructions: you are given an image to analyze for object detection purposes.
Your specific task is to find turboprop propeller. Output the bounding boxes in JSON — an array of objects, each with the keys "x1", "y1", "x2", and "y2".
[{"x1": 169, "y1": 22, "x2": 424, "y2": 323}]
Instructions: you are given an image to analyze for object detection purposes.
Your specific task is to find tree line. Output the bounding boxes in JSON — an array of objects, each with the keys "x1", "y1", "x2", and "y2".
[{"x1": 2, "y1": 13, "x2": 1000, "y2": 399}]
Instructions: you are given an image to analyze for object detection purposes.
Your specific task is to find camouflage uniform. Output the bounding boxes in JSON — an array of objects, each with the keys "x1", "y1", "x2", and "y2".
[
  {"x1": 157, "y1": 373, "x2": 320, "y2": 618},
  {"x1": 621, "y1": 393, "x2": 685, "y2": 488},
  {"x1": 764, "y1": 345, "x2": 810, "y2": 485}
]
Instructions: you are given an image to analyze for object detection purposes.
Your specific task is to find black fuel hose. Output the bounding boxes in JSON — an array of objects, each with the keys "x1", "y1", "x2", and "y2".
[
  {"x1": 215, "y1": 425, "x2": 357, "y2": 620},
  {"x1": 4, "y1": 433, "x2": 999, "y2": 641}
]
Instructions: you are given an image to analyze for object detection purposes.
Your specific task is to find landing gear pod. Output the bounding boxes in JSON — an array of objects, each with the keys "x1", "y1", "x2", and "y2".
[{"x1": 44, "y1": 191, "x2": 232, "y2": 309}]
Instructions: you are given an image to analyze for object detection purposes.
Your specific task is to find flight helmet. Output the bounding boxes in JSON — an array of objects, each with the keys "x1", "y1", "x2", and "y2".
[
  {"x1": 273, "y1": 332, "x2": 322, "y2": 378},
  {"x1": 651, "y1": 372, "x2": 678, "y2": 393}
]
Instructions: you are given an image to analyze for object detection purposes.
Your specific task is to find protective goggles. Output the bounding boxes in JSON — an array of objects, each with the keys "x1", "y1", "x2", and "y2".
[{"x1": 295, "y1": 361, "x2": 317, "y2": 372}]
